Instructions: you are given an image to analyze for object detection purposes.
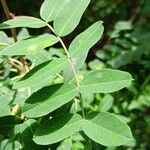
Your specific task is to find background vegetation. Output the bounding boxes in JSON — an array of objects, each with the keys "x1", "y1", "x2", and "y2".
[{"x1": 0, "y1": 0, "x2": 150, "y2": 149}]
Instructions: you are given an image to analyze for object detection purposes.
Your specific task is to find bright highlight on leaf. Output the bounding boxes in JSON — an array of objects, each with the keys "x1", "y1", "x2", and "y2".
[
  {"x1": 0, "y1": 34, "x2": 58, "y2": 56},
  {"x1": 0, "y1": 42, "x2": 9, "y2": 50},
  {"x1": 80, "y1": 69, "x2": 133, "y2": 94}
]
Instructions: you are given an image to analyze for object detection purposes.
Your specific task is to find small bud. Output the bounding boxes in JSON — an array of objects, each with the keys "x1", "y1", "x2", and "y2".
[{"x1": 11, "y1": 104, "x2": 20, "y2": 115}]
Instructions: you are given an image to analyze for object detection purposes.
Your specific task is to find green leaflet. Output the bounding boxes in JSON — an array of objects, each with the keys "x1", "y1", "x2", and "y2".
[
  {"x1": 33, "y1": 114, "x2": 82, "y2": 145},
  {"x1": 0, "y1": 34, "x2": 58, "y2": 56},
  {"x1": 82, "y1": 112, "x2": 133, "y2": 146},
  {"x1": 22, "y1": 83, "x2": 78, "y2": 118},
  {"x1": 0, "y1": 16, "x2": 46, "y2": 29},
  {"x1": 13, "y1": 58, "x2": 68, "y2": 89},
  {"x1": 40, "y1": 0, "x2": 67, "y2": 22},
  {"x1": 69, "y1": 21, "x2": 104, "y2": 69},
  {"x1": 80, "y1": 69, "x2": 133, "y2": 94},
  {"x1": 54, "y1": 0, "x2": 90, "y2": 36}
]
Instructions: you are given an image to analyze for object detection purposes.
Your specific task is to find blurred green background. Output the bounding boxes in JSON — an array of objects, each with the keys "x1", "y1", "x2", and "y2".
[{"x1": 0, "y1": 0, "x2": 150, "y2": 149}]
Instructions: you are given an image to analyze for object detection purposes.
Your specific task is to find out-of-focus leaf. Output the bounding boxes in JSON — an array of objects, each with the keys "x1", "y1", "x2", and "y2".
[
  {"x1": 88, "y1": 59, "x2": 105, "y2": 70},
  {"x1": 17, "y1": 28, "x2": 30, "y2": 40},
  {"x1": 99, "y1": 94, "x2": 114, "y2": 112}
]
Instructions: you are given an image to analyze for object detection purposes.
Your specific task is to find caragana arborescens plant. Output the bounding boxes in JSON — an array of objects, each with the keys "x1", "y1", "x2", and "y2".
[{"x1": 0, "y1": 0, "x2": 134, "y2": 149}]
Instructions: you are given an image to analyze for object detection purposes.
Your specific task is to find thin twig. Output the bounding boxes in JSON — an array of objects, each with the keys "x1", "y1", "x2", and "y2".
[
  {"x1": 79, "y1": 93, "x2": 85, "y2": 118},
  {"x1": 1, "y1": 0, "x2": 17, "y2": 42},
  {"x1": 8, "y1": 59, "x2": 24, "y2": 73},
  {"x1": 1, "y1": 0, "x2": 30, "y2": 74}
]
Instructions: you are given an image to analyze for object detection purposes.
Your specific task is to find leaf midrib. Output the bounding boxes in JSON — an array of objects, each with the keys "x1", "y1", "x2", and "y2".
[
  {"x1": 84, "y1": 119, "x2": 132, "y2": 140},
  {"x1": 45, "y1": 0, "x2": 58, "y2": 22},
  {"x1": 58, "y1": 0, "x2": 86, "y2": 35},
  {"x1": 81, "y1": 79, "x2": 131, "y2": 86}
]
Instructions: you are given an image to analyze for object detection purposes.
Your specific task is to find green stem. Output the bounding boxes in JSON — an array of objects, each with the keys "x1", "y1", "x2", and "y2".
[
  {"x1": 46, "y1": 23, "x2": 80, "y2": 88},
  {"x1": 46, "y1": 24, "x2": 86, "y2": 120},
  {"x1": 80, "y1": 131, "x2": 92, "y2": 150},
  {"x1": 1, "y1": 0, "x2": 17, "y2": 42},
  {"x1": 79, "y1": 92, "x2": 85, "y2": 118}
]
